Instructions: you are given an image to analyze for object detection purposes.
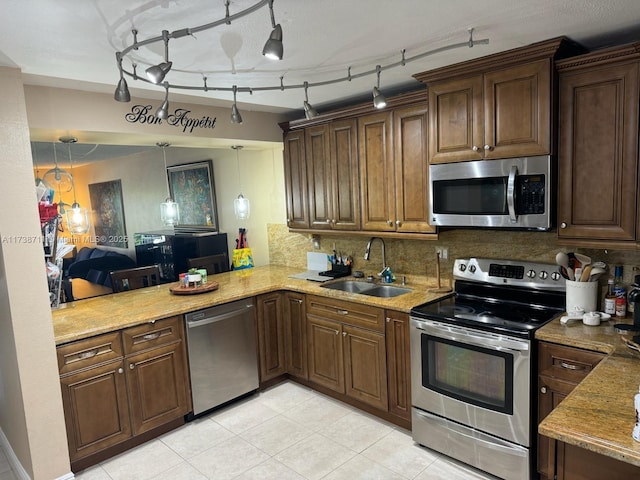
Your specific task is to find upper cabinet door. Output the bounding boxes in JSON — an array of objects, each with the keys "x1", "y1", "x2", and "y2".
[
  {"x1": 483, "y1": 59, "x2": 551, "y2": 159},
  {"x1": 305, "y1": 124, "x2": 333, "y2": 229},
  {"x1": 428, "y1": 75, "x2": 484, "y2": 164},
  {"x1": 393, "y1": 104, "x2": 435, "y2": 233},
  {"x1": 283, "y1": 130, "x2": 309, "y2": 229},
  {"x1": 557, "y1": 60, "x2": 639, "y2": 243},
  {"x1": 329, "y1": 119, "x2": 360, "y2": 230},
  {"x1": 359, "y1": 111, "x2": 395, "y2": 231}
]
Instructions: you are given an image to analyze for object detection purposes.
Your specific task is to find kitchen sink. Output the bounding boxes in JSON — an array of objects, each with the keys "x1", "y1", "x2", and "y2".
[{"x1": 321, "y1": 280, "x2": 411, "y2": 298}]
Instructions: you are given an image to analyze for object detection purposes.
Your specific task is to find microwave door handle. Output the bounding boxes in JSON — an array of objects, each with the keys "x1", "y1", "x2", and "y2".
[{"x1": 507, "y1": 165, "x2": 517, "y2": 223}]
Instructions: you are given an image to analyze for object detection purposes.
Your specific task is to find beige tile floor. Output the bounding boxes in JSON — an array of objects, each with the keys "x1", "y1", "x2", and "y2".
[{"x1": 1, "y1": 382, "x2": 498, "y2": 480}]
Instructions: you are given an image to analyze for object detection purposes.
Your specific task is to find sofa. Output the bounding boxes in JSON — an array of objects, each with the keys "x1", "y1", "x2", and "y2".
[{"x1": 63, "y1": 247, "x2": 136, "y2": 300}]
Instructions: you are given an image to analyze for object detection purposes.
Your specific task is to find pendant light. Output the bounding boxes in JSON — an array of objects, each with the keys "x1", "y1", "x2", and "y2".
[
  {"x1": 373, "y1": 65, "x2": 387, "y2": 109},
  {"x1": 232, "y1": 145, "x2": 250, "y2": 220},
  {"x1": 43, "y1": 142, "x2": 73, "y2": 193},
  {"x1": 61, "y1": 137, "x2": 91, "y2": 235},
  {"x1": 158, "y1": 142, "x2": 180, "y2": 226}
]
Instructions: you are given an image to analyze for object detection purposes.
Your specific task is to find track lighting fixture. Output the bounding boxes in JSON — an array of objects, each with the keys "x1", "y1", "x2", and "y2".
[
  {"x1": 303, "y1": 82, "x2": 318, "y2": 120},
  {"x1": 156, "y1": 83, "x2": 170, "y2": 119},
  {"x1": 231, "y1": 85, "x2": 243, "y2": 124},
  {"x1": 113, "y1": 6, "x2": 488, "y2": 122},
  {"x1": 373, "y1": 65, "x2": 387, "y2": 109},
  {"x1": 114, "y1": 52, "x2": 131, "y2": 102},
  {"x1": 146, "y1": 30, "x2": 172, "y2": 84},
  {"x1": 262, "y1": 0, "x2": 283, "y2": 60}
]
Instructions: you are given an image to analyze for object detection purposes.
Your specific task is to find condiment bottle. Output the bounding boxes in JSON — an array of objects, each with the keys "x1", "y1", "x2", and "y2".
[
  {"x1": 614, "y1": 266, "x2": 627, "y2": 316},
  {"x1": 604, "y1": 279, "x2": 616, "y2": 315}
]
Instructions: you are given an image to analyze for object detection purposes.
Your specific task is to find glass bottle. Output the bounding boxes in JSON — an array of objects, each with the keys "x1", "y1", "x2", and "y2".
[
  {"x1": 604, "y1": 279, "x2": 616, "y2": 315},
  {"x1": 614, "y1": 265, "x2": 627, "y2": 317}
]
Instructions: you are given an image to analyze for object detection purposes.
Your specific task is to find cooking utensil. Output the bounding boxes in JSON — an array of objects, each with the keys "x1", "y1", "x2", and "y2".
[
  {"x1": 573, "y1": 253, "x2": 591, "y2": 268},
  {"x1": 580, "y1": 265, "x2": 592, "y2": 282},
  {"x1": 592, "y1": 261, "x2": 607, "y2": 270},
  {"x1": 556, "y1": 252, "x2": 574, "y2": 281},
  {"x1": 588, "y1": 267, "x2": 606, "y2": 282},
  {"x1": 567, "y1": 252, "x2": 582, "y2": 273}
]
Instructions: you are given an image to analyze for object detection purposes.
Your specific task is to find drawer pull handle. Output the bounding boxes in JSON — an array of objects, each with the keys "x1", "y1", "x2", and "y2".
[
  {"x1": 79, "y1": 349, "x2": 98, "y2": 359},
  {"x1": 560, "y1": 361, "x2": 583, "y2": 370},
  {"x1": 336, "y1": 309, "x2": 349, "y2": 315},
  {"x1": 540, "y1": 386, "x2": 547, "y2": 394},
  {"x1": 143, "y1": 332, "x2": 161, "y2": 341}
]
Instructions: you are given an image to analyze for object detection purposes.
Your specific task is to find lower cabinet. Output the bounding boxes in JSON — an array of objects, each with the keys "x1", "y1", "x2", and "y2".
[
  {"x1": 283, "y1": 291, "x2": 308, "y2": 380},
  {"x1": 385, "y1": 310, "x2": 411, "y2": 422},
  {"x1": 256, "y1": 292, "x2": 287, "y2": 382},
  {"x1": 57, "y1": 316, "x2": 190, "y2": 468},
  {"x1": 537, "y1": 341, "x2": 604, "y2": 480},
  {"x1": 306, "y1": 295, "x2": 388, "y2": 411},
  {"x1": 554, "y1": 441, "x2": 640, "y2": 480}
]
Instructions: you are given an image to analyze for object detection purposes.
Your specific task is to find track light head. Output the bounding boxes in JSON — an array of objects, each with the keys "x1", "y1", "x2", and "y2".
[
  {"x1": 156, "y1": 85, "x2": 170, "y2": 119},
  {"x1": 373, "y1": 86, "x2": 387, "y2": 109},
  {"x1": 263, "y1": 24, "x2": 283, "y2": 60},
  {"x1": 146, "y1": 61, "x2": 172, "y2": 84},
  {"x1": 114, "y1": 77, "x2": 131, "y2": 102},
  {"x1": 303, "y1": 101, "x2": 318, "y2": 119},
  {"x1": 231, "y1": 103, "x2": 243, "y2": 124}
]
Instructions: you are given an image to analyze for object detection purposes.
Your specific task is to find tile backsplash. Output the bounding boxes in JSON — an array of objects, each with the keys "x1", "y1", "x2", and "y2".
[{"x1": 267, "y1": 223, "x2": 640, "y2": 293}]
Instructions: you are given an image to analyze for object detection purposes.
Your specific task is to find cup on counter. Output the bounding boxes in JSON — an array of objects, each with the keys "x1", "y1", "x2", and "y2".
[
  {"x1": 582, "y1": 311, "x2": 601, "y2": 326},
  {"x1": 565, "y1": 279, "x2": 598, "y2": 314}
]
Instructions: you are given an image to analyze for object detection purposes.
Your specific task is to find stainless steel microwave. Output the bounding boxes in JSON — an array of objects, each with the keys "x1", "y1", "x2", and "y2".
[{"x1": 429, "y1": 155, "x2": 553, "y2": 230}]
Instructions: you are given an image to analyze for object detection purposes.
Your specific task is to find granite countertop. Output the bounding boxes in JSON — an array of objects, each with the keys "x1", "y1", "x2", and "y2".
[
  {"x1": 52, "y1": 264, "x2": 449, "y2": 345},
  {"x1": 536, "y1": 316, "x2": 640, "y2": 467}
]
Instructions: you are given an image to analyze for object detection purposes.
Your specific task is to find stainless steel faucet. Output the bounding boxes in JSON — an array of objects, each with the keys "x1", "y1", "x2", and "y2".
[{"x1": 364, "y1": 237, "x2": 386, "y2": 276}]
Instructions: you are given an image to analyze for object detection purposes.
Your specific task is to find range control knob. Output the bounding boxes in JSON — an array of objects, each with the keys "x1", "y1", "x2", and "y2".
[
  {"x1": 468, "y1": 265, "x2": 476, "y2": 273},
  {"x1": 551, "y1": 271, "x2": 561, "y2": 281},
  {"x1": 526, "y1": 270, "x2": 536, "y2": 279},
  {"x1": 458, "y1": 263, "x2": 467, "y2": 272},
  {"x1": 539, "y1": 271, "x2": 549, "y2": 280}
]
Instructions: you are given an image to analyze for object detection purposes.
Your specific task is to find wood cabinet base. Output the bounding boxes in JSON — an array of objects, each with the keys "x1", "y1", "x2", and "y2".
[{"x1": 552, "y1": 440, "x2": 640, "y2": 480}]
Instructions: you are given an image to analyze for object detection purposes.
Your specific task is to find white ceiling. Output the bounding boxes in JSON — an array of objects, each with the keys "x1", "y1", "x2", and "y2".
[{"x1": 4, "y1": 0, "x2": 640, "y2": 165}]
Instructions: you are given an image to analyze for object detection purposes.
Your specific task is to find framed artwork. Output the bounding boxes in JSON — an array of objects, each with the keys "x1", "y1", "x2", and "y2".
[
  {"x1": 88, "y1": 179, "x2": 128, "y2": 248},
  {"x1": 167, "y1": 160, "x2": 218, "y2": 230}
]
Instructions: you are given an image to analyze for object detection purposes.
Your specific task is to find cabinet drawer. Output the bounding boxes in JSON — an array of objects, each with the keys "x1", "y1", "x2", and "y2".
[
  {"x1": 538, "y1": 342, "x2": 604, "y2": 384},
  {"x1": 123, "y1": 316, "x2": 184, "y2": 355},
  {"x1": 57, "y1": 331, "x2": 123, "y2": 375},
  {"x1": 306, "y1": 295, "x2": 384, "y2": 332}
]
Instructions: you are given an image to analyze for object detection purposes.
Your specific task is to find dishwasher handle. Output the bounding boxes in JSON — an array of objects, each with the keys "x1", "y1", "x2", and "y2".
[{"x1": 187, "y1": 304, "x2": 254, "y2": 329}]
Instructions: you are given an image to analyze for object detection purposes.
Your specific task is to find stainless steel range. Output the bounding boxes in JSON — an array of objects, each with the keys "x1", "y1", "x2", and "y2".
[{"x1": 410, "y1": 258, "x2": 565, "y2": 480}]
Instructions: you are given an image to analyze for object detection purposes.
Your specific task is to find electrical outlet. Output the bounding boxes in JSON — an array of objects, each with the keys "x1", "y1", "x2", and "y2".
[{"x1": 436, "y1": 246, "x2": 449, "y2": 261}]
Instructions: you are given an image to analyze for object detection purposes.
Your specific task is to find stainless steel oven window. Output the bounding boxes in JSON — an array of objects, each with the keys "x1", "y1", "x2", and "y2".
[{"x1": 421, "y1": 334, "x2": 514, "y2": 414}]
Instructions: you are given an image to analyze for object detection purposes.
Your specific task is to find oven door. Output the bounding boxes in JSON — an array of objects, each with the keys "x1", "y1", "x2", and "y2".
[{"x1": 410, "y1": 317, "x2": 531, "y2": 446}]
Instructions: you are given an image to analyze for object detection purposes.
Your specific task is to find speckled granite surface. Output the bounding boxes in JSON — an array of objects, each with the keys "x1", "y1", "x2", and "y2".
[
  {"x1": 536, "y1": 317, "x2": 640, "y2": 466},
  {"x1": 52, "y1": 264, "x2": 449, "y2": 345}
]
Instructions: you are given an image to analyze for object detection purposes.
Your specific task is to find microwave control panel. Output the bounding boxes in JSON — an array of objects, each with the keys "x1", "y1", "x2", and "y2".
[{"x1": 516, "y1": 175, "x2": 546, "y2": 214}]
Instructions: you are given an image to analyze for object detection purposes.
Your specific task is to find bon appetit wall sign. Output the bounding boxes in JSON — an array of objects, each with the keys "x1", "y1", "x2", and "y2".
[{"x1": 124, "y1": 104, "x2": 217, "y2": 133}]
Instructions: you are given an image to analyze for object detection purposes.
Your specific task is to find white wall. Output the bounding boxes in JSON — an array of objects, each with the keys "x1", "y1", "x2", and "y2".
[{"x1": 0, "y1": 67, "x2": 71, "y2": 479}]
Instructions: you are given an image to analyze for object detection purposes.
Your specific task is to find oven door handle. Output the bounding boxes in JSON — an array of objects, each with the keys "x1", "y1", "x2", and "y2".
[
  {"x1": 507, "y1": 165, "x2": 517, "y2": 223},
  {"x1": 411, "y1": 319, "x2": 529, "y2": 352},
  {"x1": 414, "y1": 409, "x2": 528, "y2": 456}
]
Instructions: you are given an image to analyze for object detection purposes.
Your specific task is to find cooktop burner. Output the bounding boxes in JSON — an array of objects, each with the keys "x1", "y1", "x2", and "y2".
[{"x1": 410, "y1": 258, "x2": 566, "y2": 338}]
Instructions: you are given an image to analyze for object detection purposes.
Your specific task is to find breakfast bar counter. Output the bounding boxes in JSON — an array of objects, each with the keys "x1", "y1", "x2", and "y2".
[
  {"x1": 52, "y1": 264, "x2": 448, "y2": 345},
  {"x1": 536, "y1": 317, "x2": 640, "y2": 467}
]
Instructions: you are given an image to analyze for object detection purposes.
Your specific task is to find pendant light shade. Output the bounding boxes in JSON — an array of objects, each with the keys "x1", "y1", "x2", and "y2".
[
  {"x1": 158, "y1": 142, "x2": 180, "y2": 226},
  {"x1": 146, "y1": 30, "x2": 172, "y2": 84},
  {"x1": 262, "y1": 1, "x2": 283, "y2": 60},
  {"x1": 232, "y1": 145, "x2": 250, "y2": 220},
  {"x1": 43, "y1": 142, "x2": 73, "y2": 192},
  {"x1": 372, "y1": 65, "x2": 387, "y2": 109},
  {"x1": 60, "y1": 136, "x2": 91, "y2": 234}
]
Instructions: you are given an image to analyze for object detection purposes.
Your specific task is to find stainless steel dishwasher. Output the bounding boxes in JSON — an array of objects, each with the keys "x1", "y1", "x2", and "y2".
[{"x1": 184, "y1": 298, "x2": 259, "y2": 418}]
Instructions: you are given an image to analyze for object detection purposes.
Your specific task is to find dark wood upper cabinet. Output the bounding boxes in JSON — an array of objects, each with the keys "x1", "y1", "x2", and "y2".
[
  {"x1": 283, "y1": 130, "x2": 309, "y2": 229},
  {"x1": 556, "y1": 44, "x2": 640, "y2": 247}
]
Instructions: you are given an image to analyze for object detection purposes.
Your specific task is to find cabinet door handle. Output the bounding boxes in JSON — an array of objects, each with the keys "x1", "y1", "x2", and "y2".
[
  {"x1": 336, "y1": 309, "x2": 349, "y2": 315},
  {"x1": 129, "y1": 363, "x2": 135, "y2": 370},
  {"x1": 118, "y1": 368, "x2": 124, "y2": 374},
  {"x1": 343, "y1": 331, "x2": 347, "y2": 336},
  {"x1": 472, "y1": 145, "x2": 480, "y2": 152},
  {"x1": 483, "y1": 144, "x2": 492, "y2": 151},
  {"x1": 560, "y1": 222, "x2": 567, "y2": 229},
  {"x1": 387, "y1": 220, "x2": 393, "y2": 226},
  {"x1": 78, "y1": 349, "x2": 99, "y2": 359},
  {"x1": 540, "y1": 386, "x2": 547, "y2": 394},
  {"x1": 395, "y1": 220, "x2": 401, "y2": 226},
  {"x1": 560, "y1": 361, "x2": 584, "y2": 371},
  {"x1": 386, "y1": 317, "x2": 390, "y2": 323},
  {"x1": 295, "y1": 299, "x2": 303, "y2": 304},
  {"x1": 335, "y1": 330, "x2": 339, "y2": 335}
]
